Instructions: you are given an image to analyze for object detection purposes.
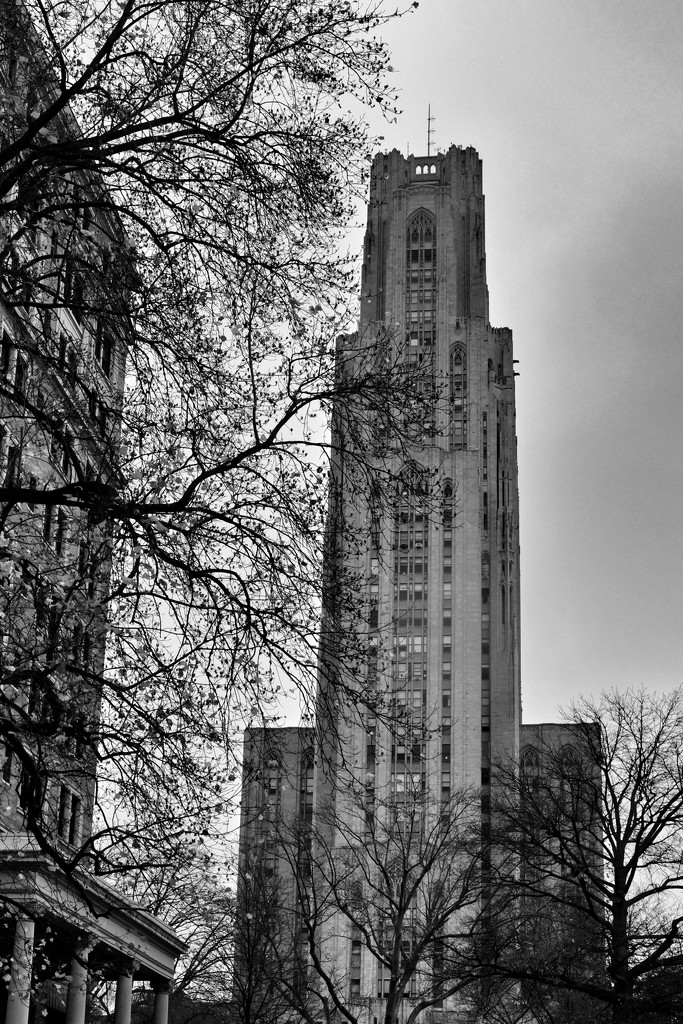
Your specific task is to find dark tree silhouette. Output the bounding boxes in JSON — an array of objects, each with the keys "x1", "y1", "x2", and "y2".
[
  {"x1": 490, "y1": 688, "x2": 683, "y2": 1024},
  {"x1": 0, "y1": 0, "x2": 425, "y2": 872}
]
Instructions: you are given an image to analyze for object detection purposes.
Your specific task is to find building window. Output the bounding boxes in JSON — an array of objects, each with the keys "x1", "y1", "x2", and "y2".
[
  {"x1": 1, "y1": 330, "x2": 12, "y2": 376},
  {"x1": 483, "y1": 412, "x2": 488, "y2": 480},
  {"x1": 96, "y1": 400, "x2": 108, "y2": 437},
  {"x1": 55, "y1": 509, "x2": 66, "y2": 555},
  {"x1": 95, "y1": 326, "x2": 113, "y2": 377},
  {"x1": 300, "y1": 755, "x2": 314, "y2": 822},
  {"x1": 57, "y1": 785, "x2": 82, "y2": 845},
  {"x1": 4, "y1": 444, "x2": 21, "y2": 488},
  {"x1": 450, "y1": 345, "x2": 467, "y2": 449},
  {"x1": 443, "y1": 481, "x2": 453, "y2": 525},
  {"x1": 43, "y1": 505, "x2": 53, "y2": 543},
  {"x1": 14, "y1": 355, "x2": 27, "y2": 400},
  {"x1": 377, "y1": 966, "x2": 391, "y2": 998},
  {"x1": 350, "y1": 932, "x2": 362, "y2": 999},
  {"x1": 67, "y1": 349, "x2": 78, "y2": 386},
  {"x1": 405, "y1": 211, "x2": 437, "y2": 365},
  {"x1": 1, "y1": 745, "x2": 12, "y2": 784},
  {"x1": 521, "y1": 747, "x2": 539, "y2": 777}
]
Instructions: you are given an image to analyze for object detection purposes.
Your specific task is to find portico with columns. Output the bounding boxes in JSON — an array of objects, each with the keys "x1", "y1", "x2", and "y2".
[{"x1": 0, "y1": 839, "x2": 184, "y2": 1024}]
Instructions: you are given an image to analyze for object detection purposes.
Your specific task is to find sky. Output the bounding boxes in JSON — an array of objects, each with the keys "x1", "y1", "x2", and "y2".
[{"x1": 359, "y1": 0, "x2": 683, "y2": 722}]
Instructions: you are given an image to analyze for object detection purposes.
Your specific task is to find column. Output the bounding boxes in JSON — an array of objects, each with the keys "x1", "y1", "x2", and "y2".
[
  {"x1": 113, "y1": 960, "x2": 137, "y2": 1024},
  {"x1": 152, "y1": 980, "x2": 170, "y2": 1024},
  {"x1": 65, "y1": 938, "x2": 92, "y2": 1024},
  {"x1": 5, "y1": 915, "x2": 35, "y2": 1024}
]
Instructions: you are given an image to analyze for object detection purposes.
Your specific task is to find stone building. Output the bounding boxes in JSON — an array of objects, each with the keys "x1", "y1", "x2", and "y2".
[
  {"x1": 0, "y1": 20, "x2": 184, "y2": 1024},
  {"x1": 235, "y1": 146, "x2": 597, "y2": 1021},
  {"x1": 310, "y1": 145, "x2": 521, "y2": 1010},
  {"x1": 332, "y1": 144, "x2": 521, "y2": 780},
  {"x1": 238, "y1": 727, "x2": 315, "y2": 883},
  {"x1": 236, "y1": 144, "x2": 522, "y2": 1016}
]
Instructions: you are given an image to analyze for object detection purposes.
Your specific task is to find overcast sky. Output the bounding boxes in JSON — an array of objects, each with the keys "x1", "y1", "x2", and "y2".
[{"x1": 361, "y1": 0, "x2": 683, "y2": 722}]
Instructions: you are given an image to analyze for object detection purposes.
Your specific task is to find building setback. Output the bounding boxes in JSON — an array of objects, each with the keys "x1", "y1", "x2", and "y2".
[
  {"x1": 236, "y1": 145, "x2": 525, "y2": 1018},
  {"x1": 339, "y1": 144, "x2": 521, "y2": 774},
  {"x1": 307, "y1": 145, "x2": 522, "y2": 1010}
]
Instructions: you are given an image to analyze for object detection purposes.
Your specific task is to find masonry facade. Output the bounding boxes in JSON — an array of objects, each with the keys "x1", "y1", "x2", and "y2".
[
  {"x1": 236, "y1": 146, "x2": 523, "y2": 1019},
  {"x1": 0, "y1": 20, "x2": 183, "y2": 1024},
  {"x1": 308, "y1": 145, "x2": 521, "y2": 1014},
  {"x1": 354, "y1": 145, "x2": 521, "y2": 781}
]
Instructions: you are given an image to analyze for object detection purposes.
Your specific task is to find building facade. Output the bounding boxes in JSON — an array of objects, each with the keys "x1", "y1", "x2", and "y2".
[
  {"x1": 0, "y1": 21, "x2": 184, "y2": 1024},
  {"x1": 339, "y1": 144, "x2": 522, "y2": 777},
  {"x1": 235, "y1": 145, "x2": 523, "y2": 1020},
  {"x1": 308, "y1": 144, "x2": 521, "y2": 1014}
]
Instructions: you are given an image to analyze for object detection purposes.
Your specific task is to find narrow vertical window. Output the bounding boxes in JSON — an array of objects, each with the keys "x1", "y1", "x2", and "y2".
[
  {"x1": 405, "y1": 211, "x2": 436, "y2": 367},
  {"x1": 450, "y1": 346, "x2": 467, "y2": 449},
  {"x1": 55, "y1": 509, "x2": 66, "y2": 555},
  {"x1": 43, "y1": 505, "x2": 53, "y2": 543},
  {"x1": 1, "y1": 331, "x2": 12, "y2": 376}
]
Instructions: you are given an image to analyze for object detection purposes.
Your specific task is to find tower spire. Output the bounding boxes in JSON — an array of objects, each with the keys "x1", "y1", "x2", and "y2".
[{"x1": 427, "y1": 104, "x2": 436, "y2": 157}]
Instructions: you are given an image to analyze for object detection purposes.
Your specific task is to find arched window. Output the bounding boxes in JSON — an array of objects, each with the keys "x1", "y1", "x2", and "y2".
[
  {"x1": 450, "y1": 345, "x2": 467, "y2": 449},
  {"x1": 520, "y1": 747, "x2": 540, "y2": 801},
  {"x1": 406, "y1": 211, "x2": 436, "y2": 362},
  {"x1": 300, "y1": 752, "x2": 314, "y2": 823},
  {"x1": 521, "y1": 747, "x2": 539, "y2": 776}
]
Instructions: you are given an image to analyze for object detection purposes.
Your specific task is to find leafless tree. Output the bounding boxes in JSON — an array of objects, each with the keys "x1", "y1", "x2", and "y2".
[
  {"x1": 242, "y1": 779, "x2": 486, "y2": 1024},
  {"x1": 490, "y1": 687, "x2": 683, "y2": 1024},
  {"x1": 0, "y1": 0, "x2": 427, "y2": 874}
]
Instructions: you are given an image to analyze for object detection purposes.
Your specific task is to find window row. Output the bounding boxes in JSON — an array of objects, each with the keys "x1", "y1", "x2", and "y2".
[{"x1": 0, "y1": 752, "x2": 83, "y2": 846}]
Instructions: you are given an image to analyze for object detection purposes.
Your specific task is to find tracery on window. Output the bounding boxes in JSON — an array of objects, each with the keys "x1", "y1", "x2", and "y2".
[
  {"x1": 450, "y1": 345, "x2": 467, "y2": 449},
  {"x1": 521, "y1": 747, "x2": 539, "y2": 776},
  {"x1": 405, "y1": 211, "x2": 436, "y2": 365}
]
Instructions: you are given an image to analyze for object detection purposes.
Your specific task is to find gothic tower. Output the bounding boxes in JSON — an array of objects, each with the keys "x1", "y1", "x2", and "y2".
[
  {"x1": 235, "y1": 145, "x2": 522, "y2": 1018},
  {"x1": 312, "y1": 145, "x2": 522, "y2": 1009},
  {"x1": 358, "y1": 144, "x2": 521, "y2": 770}
]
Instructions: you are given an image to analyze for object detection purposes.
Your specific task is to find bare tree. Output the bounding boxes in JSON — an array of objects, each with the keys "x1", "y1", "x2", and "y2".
[
  {"x1": 248, "y1": 780, "x2": 485, "y2": 1024},
  {"x1": 229, "y1": 859, "x2": 301, "y2": 1024},
  {"x1": 490, "y1": 687, "x2": 683, "y2": 1024},
  {"x1": 0, "y1": 0, "x2": 427, "y2": 873}
]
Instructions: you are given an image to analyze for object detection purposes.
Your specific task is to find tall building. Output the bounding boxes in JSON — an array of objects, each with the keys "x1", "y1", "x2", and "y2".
[
  {"x1": 236, "y1": 144, "x2": 523, "y2": 1019},
  {"x1": 308, "y1": 144, "x2": 521, "y2": 1013},
  {"x1": 0, "y1": 26, "x2": 183, "y2": 1024},
  {"x1": 329, "y1": 144, "x2": 521, "y2": 772}
]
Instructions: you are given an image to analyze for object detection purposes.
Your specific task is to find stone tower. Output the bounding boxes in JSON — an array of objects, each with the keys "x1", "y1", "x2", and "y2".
[
  {"x1": 359, "y1": 144, "x2": 521, "y2": 771},
  {"x1": 312, "y1": 145, "x2": 522, "y2": 1009},
  {"x1": 234, "y1": 145, "x2": 523, "y2": 1018}
]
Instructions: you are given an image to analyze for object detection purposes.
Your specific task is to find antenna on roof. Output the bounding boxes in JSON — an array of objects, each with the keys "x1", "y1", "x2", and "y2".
[{"x1": 427, "y1": 105, "x2": 436, "y2": 157}]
